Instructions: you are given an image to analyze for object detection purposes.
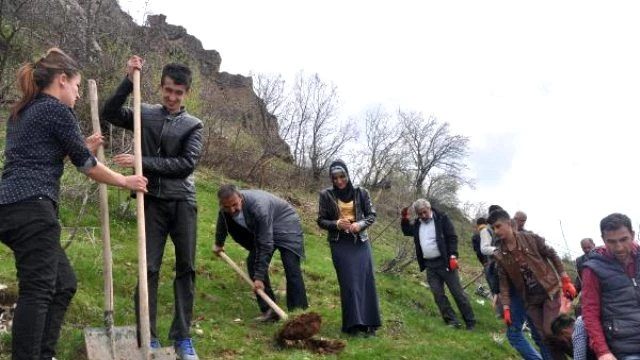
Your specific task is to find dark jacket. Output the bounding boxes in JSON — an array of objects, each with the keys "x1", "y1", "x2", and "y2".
[
  {"x1": 0, "y1": 94, "x2": 95, "y2": 204},
  {"x1": 494, "y1": 231, "x2": 564, "y2": 307},
  {"x1": 472, "y1": 225, "x2": 488, "y2": 265},
  {"x1": 101, "y1": 77, "x2": 204, "y2": 201},
  {"x1": 316, "y1": 186, "x2": 376, "y2": 242},
  {"x1": 575, "y1": 252, "x2": 591, "y2": 294},
  {"x1": 582, "y1": 250, "x2": 640, "y2": 358},
  {"x1": 215, "y1": 190, "x2": 304, "y2": 281},
  {"x1": 401, "y1": 209, "x2": 458, "y2": 272}
]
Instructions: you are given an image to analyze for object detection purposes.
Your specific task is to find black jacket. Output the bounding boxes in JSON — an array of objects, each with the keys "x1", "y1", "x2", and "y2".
[
  {"x1": 472, "y1": 229, "x2": 488, "y2": 265},
  {"x1": 401, "y1": 209, "x2": 458, "y2": 272},
  {"x1": 101, "y1": 78, "x2": 204, "y2": 201},
  {"x1": 316, "y1": 186, "x2": 376, "y2": 242},
  {"x1": 575, "y1": 252, "x2": 591, "y2": 294},
  {"x1": 215, "y1": 190, "x2": 305, "y2": 281}
]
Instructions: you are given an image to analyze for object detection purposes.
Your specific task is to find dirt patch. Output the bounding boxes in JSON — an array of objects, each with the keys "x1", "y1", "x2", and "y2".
[
  {"x1": 278, "y1": 337, "x2": 346, "y2": 355},
  {"x1": 217, "y1": 349, "x2": 239, "y2": 359},
  {"x1": 0, "y1": 285, "x2": 17, "y2": 335},
  {"x1": 275, "y1": 312, "x2": 345, "y2": 354}
]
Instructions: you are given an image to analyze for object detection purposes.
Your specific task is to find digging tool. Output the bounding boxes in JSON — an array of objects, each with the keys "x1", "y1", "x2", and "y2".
[
  {"x1": 217, "y1": 251, "x2": 288, "y2": 320},
  {"x1": 83, "y1": 78, "x2": 174, "y2": 360},
  {"x1": 131, "y1": 70, "x2": 175, "y2": 360},
  {"x1": 83, "y1": 79, "x2": 137, "y2": 359},
  {"x1": 462, "y1": 270, "x2": 486, "y2": 290}
]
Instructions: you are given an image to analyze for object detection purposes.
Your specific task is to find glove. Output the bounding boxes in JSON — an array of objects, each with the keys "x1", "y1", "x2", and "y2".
[
  {"x1": 561, "y1": 274, "x2": 577, "y2": 300},
  {"x1": 503, "y1": 307, "x2": 512, "y2": 327},
  {"x1": 449, "y1": 255, "x2": 458, "y2": 271},
  {"x1": 401, "y1": 207, "x2": 410, "y2": 220}
]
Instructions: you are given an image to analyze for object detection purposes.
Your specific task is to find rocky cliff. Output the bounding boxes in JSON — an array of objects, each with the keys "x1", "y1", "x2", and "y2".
[{"x1": 2, "y1": 0, "x2": 291, "y2": 161}]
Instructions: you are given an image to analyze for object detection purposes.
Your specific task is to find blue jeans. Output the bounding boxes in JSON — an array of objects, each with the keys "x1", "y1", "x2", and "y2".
[
  {"x1": 621, "y1": 355, "x2": 640, "y2": 360},
  {"x1": 529, "y1": 317, "x2": 552, "y2": 360},
  {"x1": 507, "y1": 292, "x2": 544, "y2": 360}
]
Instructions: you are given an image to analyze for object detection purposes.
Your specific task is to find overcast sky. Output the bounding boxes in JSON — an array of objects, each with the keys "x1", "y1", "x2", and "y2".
[{"x1": 118, "y1": 0, "x2": 640, "y2": 257}]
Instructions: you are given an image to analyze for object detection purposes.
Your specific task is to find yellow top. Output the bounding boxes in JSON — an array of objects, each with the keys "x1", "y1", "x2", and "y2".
[{"x1": 337, "y1": 200, "x2": 356, "y2": 222}]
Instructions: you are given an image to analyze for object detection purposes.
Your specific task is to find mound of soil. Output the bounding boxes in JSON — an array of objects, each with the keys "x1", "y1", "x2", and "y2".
[
  {"x1": 277, "y1": 312, "x2": 322, "y2": 341},
  {"x1": 275, "y1": 312, "x2": 346, "y2": 354}
]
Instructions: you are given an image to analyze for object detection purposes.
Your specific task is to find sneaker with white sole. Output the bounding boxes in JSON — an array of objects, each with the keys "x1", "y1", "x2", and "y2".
[{"x1": 175, "y1": 338, "x2": 199, "y2": 360}]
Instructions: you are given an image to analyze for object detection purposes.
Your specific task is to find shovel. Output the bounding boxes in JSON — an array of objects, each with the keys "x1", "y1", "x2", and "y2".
[
  {"x1": 82, "y1": 78, "x2": 174, "y2": 360},
  {"x1": 217, "y1": 251, "x2": 288, "y2": 320}
]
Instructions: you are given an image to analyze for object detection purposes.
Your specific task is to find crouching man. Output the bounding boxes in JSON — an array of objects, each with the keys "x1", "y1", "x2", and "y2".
[{"x1": 214, "y1": 184, "x2": 309, "y2": 321}]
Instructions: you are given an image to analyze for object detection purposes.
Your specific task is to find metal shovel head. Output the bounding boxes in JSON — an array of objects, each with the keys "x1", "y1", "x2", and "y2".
[{"x1": 84, "y1": 326, "x2": 176, "y2": 360}]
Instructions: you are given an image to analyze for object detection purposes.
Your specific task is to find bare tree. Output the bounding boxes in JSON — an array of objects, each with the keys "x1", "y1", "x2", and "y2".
[
  {"x1": 302, "y1": 73, "x2": 356, "y2": 180},
  {"x1": 461, "y1": 201, "x2": 488, "y2": 222},
  {"x1": 281, "y1": 71, "x2": 355, "y2": 179},
  {"x1": 355, "y1": 105, "x2": 403, "y2": 189},
  {"x1": 251, "y1": 72, "x2": 288, "y2": 121},
  {"x1": 398, "y1": 110, "x2": 469, "y2": 197},
  {"x1": 424, "y1": 171, "x2": 463, "y2": 207},
  {"x1": 0, "y1": 0, "x2": 38, "y2": 99},
  {"x1": 288, "y1": 71, "x2": 320, "y2": 168}
]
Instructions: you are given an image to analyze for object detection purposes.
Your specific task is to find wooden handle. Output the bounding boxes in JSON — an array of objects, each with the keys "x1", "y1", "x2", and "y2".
[
  {"x1": 217, "y1": 251, "x2": 288, "y2": 320},
  {"x1": 132, "y1": 70, "x2": 151, "y2": 359},
  {"x1": 88, "y1": 80, "x2": 114, "y2": 318}
]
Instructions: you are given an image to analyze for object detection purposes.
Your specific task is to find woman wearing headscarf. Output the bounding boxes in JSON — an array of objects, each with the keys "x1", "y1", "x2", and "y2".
[{"x1": 317, "y1": 159, "x2": 381, "y2": 336}]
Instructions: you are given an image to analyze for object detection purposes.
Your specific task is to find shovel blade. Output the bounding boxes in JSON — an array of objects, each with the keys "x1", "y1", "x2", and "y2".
[{"x1": 84, "y1": 326, "x2": 176, "y2": 360}]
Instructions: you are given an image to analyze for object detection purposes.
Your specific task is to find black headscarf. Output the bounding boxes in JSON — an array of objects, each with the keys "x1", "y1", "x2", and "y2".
[{"x1": 329, "y1": 159, "x2": 355, "y2": 202}]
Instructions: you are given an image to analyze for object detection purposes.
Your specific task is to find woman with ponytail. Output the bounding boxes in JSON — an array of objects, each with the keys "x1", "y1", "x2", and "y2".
[{"x1": 0, "y1": 48, "x2": 148, "y2": 360}]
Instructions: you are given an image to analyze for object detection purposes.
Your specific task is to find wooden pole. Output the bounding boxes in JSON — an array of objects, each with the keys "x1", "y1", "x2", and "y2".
[
  {"x1": 88, "y1": 79, "x2": 116, "y2": 357},
  {"x1": 217, "y1": 251, "x2": 288, "y2": 320},
  {"x1": 132, "y1": 70, "x2": 151, "y2": 360}
]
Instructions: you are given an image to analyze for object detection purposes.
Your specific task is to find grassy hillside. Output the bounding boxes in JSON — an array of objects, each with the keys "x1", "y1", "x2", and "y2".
[{"x1": 0, "y1": 164, "x2": 526, "y2": 359}]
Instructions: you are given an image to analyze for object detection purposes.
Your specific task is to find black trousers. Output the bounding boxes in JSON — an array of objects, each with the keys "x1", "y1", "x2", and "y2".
[
  {"x1": 0, "y1": 197, "x2": 76, "y2": 360},
  {"x1": 135, "y1": 196, "x2": 197, "y2": 341},
  {"x1": 247, "y1": 246, "x2": 308, "y2": 312},
  {"x1": 424, "y1": 257, "x2": 475, "y2": 326}
]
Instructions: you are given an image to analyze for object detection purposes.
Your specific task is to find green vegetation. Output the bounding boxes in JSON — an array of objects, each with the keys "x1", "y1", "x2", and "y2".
[{"x1": 0, "y1": 168, "x2": 523, "y2": 359}]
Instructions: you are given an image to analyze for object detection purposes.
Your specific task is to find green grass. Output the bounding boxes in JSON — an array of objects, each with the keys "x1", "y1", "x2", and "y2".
[{"x1": 0, "y1": 167, "x2": 524, "y2": 359}]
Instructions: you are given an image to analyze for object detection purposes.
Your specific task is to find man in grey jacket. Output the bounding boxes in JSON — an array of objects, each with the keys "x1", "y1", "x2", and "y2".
[{"x1": 214, "y1": 184, "x2": 308, "y2": 321}]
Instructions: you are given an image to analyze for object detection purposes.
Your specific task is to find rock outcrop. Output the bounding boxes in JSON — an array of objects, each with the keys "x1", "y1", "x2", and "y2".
[{"x1": 4, "y1": 0, "x2": 292, "y2": 161}]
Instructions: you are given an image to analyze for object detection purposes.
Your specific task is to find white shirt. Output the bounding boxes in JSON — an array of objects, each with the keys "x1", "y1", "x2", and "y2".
[
  {"x1": 480, "y1": 226, "x2": 496, "y2": 256},
  {"x1": 419, "y1": 218, "x2": 441, "y2": 259}
]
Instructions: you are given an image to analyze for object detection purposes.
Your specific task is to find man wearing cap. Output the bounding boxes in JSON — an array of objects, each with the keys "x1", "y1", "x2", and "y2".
[{"x1": 400, "y1": 199, "x2": 476, "y2": 330}]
